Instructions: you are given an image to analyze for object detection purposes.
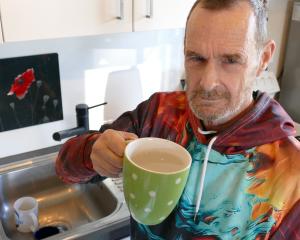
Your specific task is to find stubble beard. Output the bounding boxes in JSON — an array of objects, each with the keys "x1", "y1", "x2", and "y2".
[{"x1": 187, "y1": 84, "x2": 253, "y2": 127}]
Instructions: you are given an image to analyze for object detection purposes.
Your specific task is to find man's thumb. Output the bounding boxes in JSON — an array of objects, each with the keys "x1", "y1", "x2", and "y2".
[{"x1": 118, "y1": 131, "x2": 138, "y2": 141}]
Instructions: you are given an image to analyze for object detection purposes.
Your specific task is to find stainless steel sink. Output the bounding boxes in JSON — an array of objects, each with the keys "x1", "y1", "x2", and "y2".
[{"x1": 0, "y1": 152, "x2": 130, "y2": 240}]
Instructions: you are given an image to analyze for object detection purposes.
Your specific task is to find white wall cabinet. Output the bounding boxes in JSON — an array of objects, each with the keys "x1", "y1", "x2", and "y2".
[
  {"x1": 0, "y1": 0, "x2": 132, "y2": 42},
  {"x1": 134, "y1": 0, "x2": 196, "y2": 32},
  {"x1": 0, "y1": 0, "x2": 195, "y2": 42}
]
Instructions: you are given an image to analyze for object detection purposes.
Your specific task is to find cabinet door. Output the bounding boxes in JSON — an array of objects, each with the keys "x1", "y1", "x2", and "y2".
[
  {"x1": 0, "y1": 0, "x2": 132, "y2": 42},
  {"x1": 134, "y1": 0, "x2": 196, "y2": 31}
]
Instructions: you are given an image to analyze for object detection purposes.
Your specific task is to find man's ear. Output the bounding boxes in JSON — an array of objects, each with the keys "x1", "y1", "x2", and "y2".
[{"x1": 256, "y1": 40, "x2": 276, "y2": 76}]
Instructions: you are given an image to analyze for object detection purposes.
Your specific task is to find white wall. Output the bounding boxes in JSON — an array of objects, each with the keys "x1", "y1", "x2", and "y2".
[
  {"x1": 0, "y1": 30, "x2": 185, "y2": 158},
  {"x1": 268, "y1": 0, "x2": 294, "y2": 78}
]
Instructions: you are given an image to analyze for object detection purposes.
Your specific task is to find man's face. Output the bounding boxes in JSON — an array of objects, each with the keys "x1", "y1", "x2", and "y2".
[{"x1": 185, "y1": 2, "x2": 261, "y2": 126}]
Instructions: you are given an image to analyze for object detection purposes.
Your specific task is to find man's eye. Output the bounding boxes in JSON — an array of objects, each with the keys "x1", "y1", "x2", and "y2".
[
  {"x1": 188, "y1": 56, "x2": 205, "y2": 62},
  {"x1": 224, "y1": 57, "x2": 238, "y2": 64}
]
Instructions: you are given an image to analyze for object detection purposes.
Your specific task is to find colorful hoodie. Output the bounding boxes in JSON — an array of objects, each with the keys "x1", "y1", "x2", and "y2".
[{"x1": 56, "y1": 91, "x2": 300, "y2": 240}]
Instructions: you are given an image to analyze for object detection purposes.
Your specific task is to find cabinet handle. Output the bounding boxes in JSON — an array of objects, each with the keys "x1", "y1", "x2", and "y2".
[
  {"x1": 117, "y1": 0, "x2": 124, "y2": 20},
  {"x1": 146, "y1": 0, "x2": 153, "y2": 18}
]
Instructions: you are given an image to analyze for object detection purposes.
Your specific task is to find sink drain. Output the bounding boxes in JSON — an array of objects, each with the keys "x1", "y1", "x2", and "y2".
[
  {"x1": 34, "y1": 224, "x2": 69, "y2": 240},
  {"x1": 55, "y1": 224, "x2": 68, "y2": 233}
]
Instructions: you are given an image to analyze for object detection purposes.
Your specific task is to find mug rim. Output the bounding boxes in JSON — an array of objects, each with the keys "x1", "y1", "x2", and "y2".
[
  {"x1": 13, "y1": 196, "x2": 38, "y2": 213},
  {"x1": 124, "y1": 137, "x2": 192, "y2": 175}
]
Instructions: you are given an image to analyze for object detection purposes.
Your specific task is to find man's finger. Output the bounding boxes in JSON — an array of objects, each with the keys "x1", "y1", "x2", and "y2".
[{"x1": 105, "y1": 130, "x2": 138, "y2": 157}]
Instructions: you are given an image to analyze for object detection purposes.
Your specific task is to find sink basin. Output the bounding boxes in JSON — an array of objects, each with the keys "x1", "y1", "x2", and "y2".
[{"x1": 0, "y1": 152, "x2": 130, "y2": 240}]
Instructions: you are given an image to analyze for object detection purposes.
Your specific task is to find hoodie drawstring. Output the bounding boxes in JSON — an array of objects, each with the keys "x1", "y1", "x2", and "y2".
[{"x1": 194, "y1": 128, "x2": 218, "y2": 222}]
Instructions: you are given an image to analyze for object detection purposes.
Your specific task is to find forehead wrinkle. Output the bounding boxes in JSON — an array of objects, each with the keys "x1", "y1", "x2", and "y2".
[{"x1": 186, "y1": 37, "x2": 249, "y2": 60}]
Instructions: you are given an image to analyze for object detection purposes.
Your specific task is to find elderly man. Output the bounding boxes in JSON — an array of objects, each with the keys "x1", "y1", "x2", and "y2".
[{"x1": 56, "y1": 0, "x2": 300, "y2": 239}]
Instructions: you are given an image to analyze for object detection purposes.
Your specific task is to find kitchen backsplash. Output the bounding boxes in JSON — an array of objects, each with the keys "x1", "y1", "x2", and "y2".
[{"x1": 0, "y1": 29, "x2": 185, "y2": 158}]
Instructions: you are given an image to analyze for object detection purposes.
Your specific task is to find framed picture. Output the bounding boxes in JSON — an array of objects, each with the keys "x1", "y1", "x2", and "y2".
[{"x1": 0, "y1": 53, "x2": 63, "y2": 132}]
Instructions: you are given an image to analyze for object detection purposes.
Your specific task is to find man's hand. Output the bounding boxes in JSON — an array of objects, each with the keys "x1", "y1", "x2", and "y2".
[{"x1": 90, "y1": 129, "x2": 138, "y2": 178}]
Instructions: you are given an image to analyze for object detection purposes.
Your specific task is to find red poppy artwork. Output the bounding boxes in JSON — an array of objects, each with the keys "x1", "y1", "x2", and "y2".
[
  {"x1": 0, "y1": 53, "x2": 63, "y2": 132},
  {"x1": 7, "y1": 68, "x2": 36, "y2": 100}
]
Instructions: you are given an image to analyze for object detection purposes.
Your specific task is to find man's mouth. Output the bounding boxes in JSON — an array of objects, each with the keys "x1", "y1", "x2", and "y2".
[
  {"x1": 198, "y1": 97, "x2": 224, "y2": 102},
  {"x1": 201, "y1": 97, "x2": 222, "y2": 100}
]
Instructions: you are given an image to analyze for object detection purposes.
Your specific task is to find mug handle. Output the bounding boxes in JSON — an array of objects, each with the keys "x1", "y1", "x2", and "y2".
[{"x1": 29, "y1": 212, "x2": 39, "y2": 232}]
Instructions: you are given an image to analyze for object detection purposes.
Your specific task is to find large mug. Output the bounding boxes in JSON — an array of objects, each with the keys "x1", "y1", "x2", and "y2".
[{"x1": 123, "y1": 137, "x2": 191, "y2": 225}]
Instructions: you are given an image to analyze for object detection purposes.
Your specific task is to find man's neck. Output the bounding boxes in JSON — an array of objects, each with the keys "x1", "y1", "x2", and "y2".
[{"x1": 202, "y1": 100, "x2": 255, "y2": 132}]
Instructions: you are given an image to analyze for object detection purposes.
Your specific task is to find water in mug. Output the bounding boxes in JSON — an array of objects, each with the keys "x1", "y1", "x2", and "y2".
[{"x1": 131, "y1": 150, "x2": 185, "y2": 172}]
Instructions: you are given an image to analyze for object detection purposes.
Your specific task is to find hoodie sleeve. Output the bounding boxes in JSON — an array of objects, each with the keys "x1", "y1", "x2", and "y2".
[
  {"x1": 55, "y1": 93, "x2": 159, "y2": 183},
  {"x1": 55, "y1": 132, "x2": 100, "y2": 183},
  {"x1": 271, "y1": 199, "x2": 300, "y2": 239}
]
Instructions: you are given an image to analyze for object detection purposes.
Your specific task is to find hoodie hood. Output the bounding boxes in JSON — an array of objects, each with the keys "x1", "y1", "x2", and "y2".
[{"x1": 188, "y1": 91, "x2": 296, "y2": 154}]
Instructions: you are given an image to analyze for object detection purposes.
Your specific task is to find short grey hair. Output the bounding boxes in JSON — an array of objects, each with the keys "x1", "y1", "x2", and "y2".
[{"x1": 185, "y1": 0, "x2": 269, "y2": 48}]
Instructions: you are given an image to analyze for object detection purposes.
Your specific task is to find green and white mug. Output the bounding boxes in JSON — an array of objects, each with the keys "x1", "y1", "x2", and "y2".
[{"x1": 123, "y1": 137, "x2": 191, "y2": 225}]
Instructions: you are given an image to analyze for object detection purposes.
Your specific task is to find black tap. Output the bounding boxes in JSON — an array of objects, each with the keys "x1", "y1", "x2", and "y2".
[{"x1": 52, "y1": 102, "x2": 107, "y2": 141}]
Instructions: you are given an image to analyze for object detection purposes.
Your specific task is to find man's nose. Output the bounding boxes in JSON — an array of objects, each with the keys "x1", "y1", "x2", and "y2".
[{"x1": 200, "y1": 61, "x2": 219, "y2": 91}]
